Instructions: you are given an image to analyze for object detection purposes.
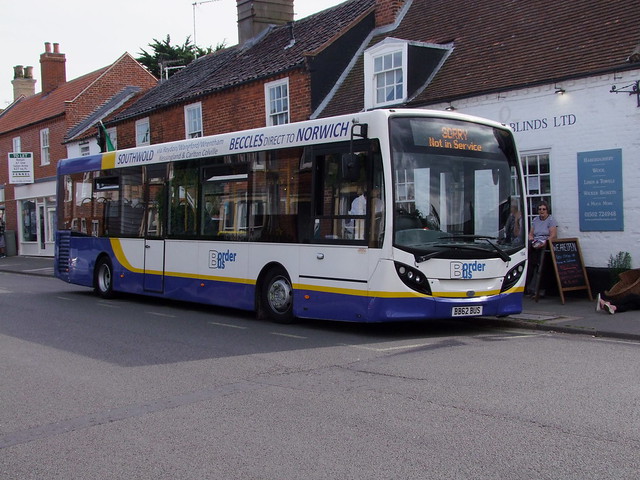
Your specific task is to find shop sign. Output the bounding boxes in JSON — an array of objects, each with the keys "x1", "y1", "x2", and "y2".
[
  {"x1": 577, "y1": 149, "x2": 623, "y2": 231},
  {"x1": 8, "y1": 152, "x2": 34, "y2": 184}
]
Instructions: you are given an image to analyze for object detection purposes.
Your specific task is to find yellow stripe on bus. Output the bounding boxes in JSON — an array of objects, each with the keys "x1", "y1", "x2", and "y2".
[
  {"x1": 294, "y1": 283, "x2": 425, "y2": 298},
  {"x1": 164, "y1": 270, "x2": 255, "y2": 285},
  {"x1": 101, "y1": 152, "x2": 116, "y2": 170},
  {"x1": 109, "y1": 238, "x2": 143, "y2": 273}
]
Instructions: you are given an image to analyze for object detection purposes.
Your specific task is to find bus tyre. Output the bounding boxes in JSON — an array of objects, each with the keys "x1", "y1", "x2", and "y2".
[
  {"x1": 94, "y1": 257, "x2": 115, "y2": 299},
  {"x1": 261, "y1": 267, "x2": 294, "y2": 324}
]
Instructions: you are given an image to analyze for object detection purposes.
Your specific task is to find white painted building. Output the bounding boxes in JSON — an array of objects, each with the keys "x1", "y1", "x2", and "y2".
[{"x1": 436, "y1": 70, "x2": 640, "y2": 269}]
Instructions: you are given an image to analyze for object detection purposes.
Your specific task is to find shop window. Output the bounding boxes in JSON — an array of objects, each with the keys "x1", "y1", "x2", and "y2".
[
  {"x1": 21, "y1": 200, "x2": 37, "y2": 242},
  {"x1": 522, "y1": 151, "x2": 553, "y2": 222}
]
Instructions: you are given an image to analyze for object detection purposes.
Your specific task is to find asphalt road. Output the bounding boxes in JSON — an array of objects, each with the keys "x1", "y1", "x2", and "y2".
[{"x1": 1, "y1": 272, "x2": 640, "y2": 479}]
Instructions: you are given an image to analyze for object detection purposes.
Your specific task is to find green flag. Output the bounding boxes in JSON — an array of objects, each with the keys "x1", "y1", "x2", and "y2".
[{"x1": 99, "y1": 121, "x2": 116, "y2": 152}]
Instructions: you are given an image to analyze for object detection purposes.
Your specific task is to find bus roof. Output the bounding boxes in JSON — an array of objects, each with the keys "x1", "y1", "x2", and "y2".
[{"x1": 57, "y1": 109, "x2": 511, "y2": 176}]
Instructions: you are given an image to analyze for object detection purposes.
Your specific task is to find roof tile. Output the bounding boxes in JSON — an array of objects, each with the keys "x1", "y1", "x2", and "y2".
[
  {"x1": 114, "y1": 0, "x2": 375, "y2": 121},
  {"x1": 0, "y1": 68, "x2": 106, "y2": 133},
  {"x1": 320, "y1": 0, "x2": 640, "y2": 116}
]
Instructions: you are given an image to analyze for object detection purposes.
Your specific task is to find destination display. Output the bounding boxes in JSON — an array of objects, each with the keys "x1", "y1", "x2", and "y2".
[{"x1": 411, "y1": 119, "x2": 503, "y2": 154}]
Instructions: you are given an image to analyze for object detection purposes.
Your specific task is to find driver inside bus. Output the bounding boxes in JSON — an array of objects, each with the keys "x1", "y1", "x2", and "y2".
[{"x1": 345, "y1": 187, "x2": 366, "y2": 239}]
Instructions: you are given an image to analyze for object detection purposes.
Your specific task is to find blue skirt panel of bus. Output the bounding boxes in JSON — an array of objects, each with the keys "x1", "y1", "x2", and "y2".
[
  {"x1": 294, "y1": 288, "x2": 523, "y2": 322},
  {"x1": 366, "y1": 293, "x2": 523, "y2": 322}
]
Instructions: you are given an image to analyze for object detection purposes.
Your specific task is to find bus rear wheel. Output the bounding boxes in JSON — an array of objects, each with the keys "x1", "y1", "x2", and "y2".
[
  {"x1": 94, "y1": 257, "x2": 115, "y2": 299},
  {"x1": 261, "y1": 267, "x2": 294, "y2": 323}
]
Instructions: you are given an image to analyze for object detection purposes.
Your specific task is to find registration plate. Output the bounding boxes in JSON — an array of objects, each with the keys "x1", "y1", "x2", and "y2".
[{"x1": 452, "y1": 306, "x2": 483, "y2": 317}]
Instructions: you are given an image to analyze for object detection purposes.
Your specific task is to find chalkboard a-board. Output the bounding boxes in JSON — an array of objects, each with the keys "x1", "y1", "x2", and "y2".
[{"x1": 549, "y1": 238, "x2": 593, "y2": 304}]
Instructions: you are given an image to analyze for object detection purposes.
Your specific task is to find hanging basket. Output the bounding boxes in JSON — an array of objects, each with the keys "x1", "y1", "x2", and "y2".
[{"x1": 605, "y1": 269, "x2": 640, "y2": 300}]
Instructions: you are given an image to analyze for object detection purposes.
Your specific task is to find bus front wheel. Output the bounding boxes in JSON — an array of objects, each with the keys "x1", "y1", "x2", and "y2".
[
  {"x1": 94, "y1": 257, "x2": 115, "y2": 299},
  {"x1": 260, "y1": 267, "x2": 294, "y2": 323}
]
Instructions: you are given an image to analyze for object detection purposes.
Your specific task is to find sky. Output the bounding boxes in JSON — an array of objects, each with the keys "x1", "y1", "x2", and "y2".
[{"x1": 1, "y1": 0, "x2": 346, "y2": 108}]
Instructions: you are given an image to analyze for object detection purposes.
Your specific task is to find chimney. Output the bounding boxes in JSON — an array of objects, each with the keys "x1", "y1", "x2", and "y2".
[
  {"x1": 237, "y1": 0, "x2": 294, "y2": 45},
  {"x1": 40, "y1": 42, "x2": 66, "y2": 95},
  {"x1": 11, "y1": 65, "x2": 37, "y2": 100},
  {"x1": 375, "y1": 0, "x2": 405, "y2": 27}
]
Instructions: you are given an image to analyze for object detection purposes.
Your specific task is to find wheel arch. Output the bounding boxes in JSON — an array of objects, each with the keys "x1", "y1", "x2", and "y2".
[
  {"x1": 255, "y1": 261, "x2": 292, "y2": 319},
  {"x1": 93, "y1": 252, "x2": 116, "y2": 298}
]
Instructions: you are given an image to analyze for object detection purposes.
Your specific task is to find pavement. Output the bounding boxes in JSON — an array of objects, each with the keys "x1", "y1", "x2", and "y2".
[{"x1": 1, "y1": 255, "x2": 638, "y2": 341}]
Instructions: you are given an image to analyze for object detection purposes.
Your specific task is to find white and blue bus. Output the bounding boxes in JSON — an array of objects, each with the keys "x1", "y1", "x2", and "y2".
[{"x1": 55, "y1": 109, "x2": 527, "y2": 323}]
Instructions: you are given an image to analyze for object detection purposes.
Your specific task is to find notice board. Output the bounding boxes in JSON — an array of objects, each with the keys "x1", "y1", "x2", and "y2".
[
  {"x1": 577, "y1": 149, "x2": 623, "y2": 231},
  {"x1": 549, "y1": 238, "x2": 592, "y2": 304}
]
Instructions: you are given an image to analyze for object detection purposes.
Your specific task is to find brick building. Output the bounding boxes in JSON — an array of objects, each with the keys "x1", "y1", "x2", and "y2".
[
  {"x1": 107, "y1": 0, "x2": 383, "y2": 147},
  {"x1": 0, "y1": 43, "x2": 156, "y2": 256}
]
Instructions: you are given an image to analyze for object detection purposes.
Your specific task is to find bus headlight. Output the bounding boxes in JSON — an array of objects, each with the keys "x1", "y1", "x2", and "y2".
[
  {"x1": 394, "y1": 262, "x2": 431, "y2": 295},
  {"x1": 501, "y1": 261, "x2": 526, "y2": 292}
]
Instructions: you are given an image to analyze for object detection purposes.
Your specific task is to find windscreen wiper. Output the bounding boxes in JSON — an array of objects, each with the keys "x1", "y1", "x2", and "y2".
[
  {"x1": 436, "y1": 235, "x2": 511, "y2": 261},
  {"x1": 415, "y1": 238, "x2": 511, "y2": 263},
  {"x1": 481, "y1": 238, "x2": 511, "y2": 262}
]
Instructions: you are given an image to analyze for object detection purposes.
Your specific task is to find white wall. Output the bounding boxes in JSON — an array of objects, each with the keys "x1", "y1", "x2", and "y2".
[
  {"x1": 66, "y1": 138, "x2": 101, "y2": 159},
  {"x1": 432, "y1": 70, "x2": 640, "y2": 268}
]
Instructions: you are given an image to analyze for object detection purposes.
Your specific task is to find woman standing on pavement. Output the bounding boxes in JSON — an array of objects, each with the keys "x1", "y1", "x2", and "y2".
[{"x1": 526, "y1": 201, "x2": 558, "y2": 295}]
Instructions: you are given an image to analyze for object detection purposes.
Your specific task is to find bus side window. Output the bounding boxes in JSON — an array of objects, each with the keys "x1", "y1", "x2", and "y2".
[
  {"x1": 120, "y1": 168, "x2": 144, "y2": 237},
  {"x1": 145, "y1": 164, "x2": 167, "y2": 238},
  {"x1": 369, "y1": 153, "x2": 385, "y2": 248},
  {"x1": 313, "y1": 148, "x2": 369, "y2": 243},
  {"x1": 169, "y1": 162, "x2": 198, "y2": 237}
]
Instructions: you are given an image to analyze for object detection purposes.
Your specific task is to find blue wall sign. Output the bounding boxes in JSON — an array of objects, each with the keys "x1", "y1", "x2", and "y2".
[{"x1": 577, "y1": 149, "x2": 623, "y2": 231}]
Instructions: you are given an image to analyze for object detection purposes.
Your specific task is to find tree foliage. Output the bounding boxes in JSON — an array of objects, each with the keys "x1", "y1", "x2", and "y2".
[{"x1": 137, "y1": 35, "x2": 226, "y2": 79}]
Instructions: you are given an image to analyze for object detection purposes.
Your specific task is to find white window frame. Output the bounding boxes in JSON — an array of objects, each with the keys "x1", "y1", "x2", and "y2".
[
  {"x1": 184, "y1": 102, "x2": 203, "y2": 139},
  {"x1": 264, "y1": 78, "x2": 290, "y2": 126},
  {"x1": 364, "y1": 39, "x2": 408, "y2": 110},
  {"x1": 80, "y1": 141, "x2": 91, "y2": 157},
  {"x1": 135, "y1": 118, "x2": 151, "y2": 146},
  {"x1": 106, "y1": 127, "x2": 118, "y2": 150},
  {"x1": 521, "y1": 150, "x2": 553, "y2": 224},
  {"x1": 12, "y1": 136, "x2": 21, "y2": 152},
  {"x1": 40, "y1": 128, "x2": 50, "y2": 165}
]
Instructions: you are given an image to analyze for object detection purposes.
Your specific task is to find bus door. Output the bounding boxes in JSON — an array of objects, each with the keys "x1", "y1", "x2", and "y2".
[
  {"x1": 143, "y1": 165, "x2": 167, "y2": 293},
  {"x1": 143, "y1": 240, "x2": 165, "y2": 292},
  {"x1": 300, "y1": 144, "x2": 381, "y2": 309}
]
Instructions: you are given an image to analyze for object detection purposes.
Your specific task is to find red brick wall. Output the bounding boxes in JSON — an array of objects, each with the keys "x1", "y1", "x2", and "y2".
[
  {"x1": 375, "y1": 0, "x2": 405, "y2": 27},
  {"x1": 115, "y1": 69, "x2": 312, "y2": 148},
  {"x1": 0, "y1": 117, "x2": 66, "y2": 233},
  {"x1": 66, "y1": 54, "x2": 156, "y2": 131}
]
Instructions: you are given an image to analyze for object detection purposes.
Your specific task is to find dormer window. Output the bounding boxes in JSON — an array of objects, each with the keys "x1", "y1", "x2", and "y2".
[
  {"x1": 364, "y1": 38, "x2": 453, "y2": 111},
  {"x1": 375, "y1": 51, "x2": 405, "y2": 104},
  {"x1": 365, "y1": 40, "x2": 408, "y2": 110}
]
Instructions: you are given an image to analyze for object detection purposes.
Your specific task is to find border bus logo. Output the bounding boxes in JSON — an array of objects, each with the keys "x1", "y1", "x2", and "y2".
[
  {"x1": 450, "y1": 261, "x2": 487, "y2": 279},
  {"x1": 209, "y1": 250, "x2": 238, "y2": 269}
]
